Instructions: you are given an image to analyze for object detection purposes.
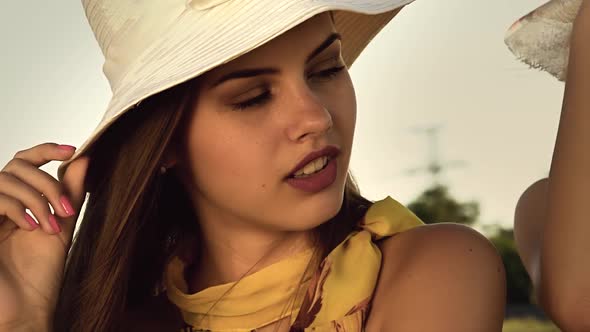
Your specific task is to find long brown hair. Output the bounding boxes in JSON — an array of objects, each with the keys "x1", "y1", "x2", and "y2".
[{"x1": 53, "y1": 76, "x2": 373, "y2": 331}]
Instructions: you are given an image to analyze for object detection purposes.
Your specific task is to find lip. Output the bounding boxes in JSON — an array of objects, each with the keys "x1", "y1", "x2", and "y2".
[
  {"x1": 287, "y1": 145, "x2": 341, "y2": 178},
  {"x1": 285, "y1": 157, "x2": 338, "y2": 193}
]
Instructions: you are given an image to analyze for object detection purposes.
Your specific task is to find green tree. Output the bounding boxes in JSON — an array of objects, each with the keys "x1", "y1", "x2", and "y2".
[
  {"x1": 488, "y1": 228, "x2": 533, "y2": 304},
  {"x1": 407, "y1": 184, "x2": 479, "y2": 225},
  {"x1": 407, "y1": 184, "x2": 533, "y2": 305}
]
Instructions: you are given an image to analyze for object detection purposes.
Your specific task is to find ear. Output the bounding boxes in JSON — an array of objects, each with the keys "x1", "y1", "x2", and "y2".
[
  {"x1": 161, "y1": 156, "x2": 178, "y2": 169},
  {"x1": 161, "y1": 147, "x2": 179, "y2": 169}
]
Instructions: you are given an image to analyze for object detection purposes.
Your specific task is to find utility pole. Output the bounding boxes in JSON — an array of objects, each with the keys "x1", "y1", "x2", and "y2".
[{"x1": 404, "y1": 125, "x2": 466, "y2": 186}]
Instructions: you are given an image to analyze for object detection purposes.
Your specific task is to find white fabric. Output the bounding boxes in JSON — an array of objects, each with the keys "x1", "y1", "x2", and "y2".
[
  {"x1": 504, "y1": 0, "x2": 583, "y2": 81},
  {"x1": 59, "y1": 0, "x2": 413, "y2": 177}
]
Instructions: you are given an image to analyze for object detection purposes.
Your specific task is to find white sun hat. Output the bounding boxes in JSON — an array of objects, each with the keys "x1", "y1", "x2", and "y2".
[
  {"x1": 504, "y1": 0, "x2": 583, "y2": 81},
  {"x1": 58, "y1": 0, "x2": 414, "y2": 178}
]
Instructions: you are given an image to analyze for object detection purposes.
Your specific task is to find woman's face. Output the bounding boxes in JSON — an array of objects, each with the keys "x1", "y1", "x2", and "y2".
[{"x1": 178, "y1": 13, "x2": 356, "y2": 232}]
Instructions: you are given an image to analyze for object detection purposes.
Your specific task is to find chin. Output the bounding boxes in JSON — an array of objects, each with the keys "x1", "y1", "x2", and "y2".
[{"x1": 285, "y1": 182, "x2": 346, "y2": 232}]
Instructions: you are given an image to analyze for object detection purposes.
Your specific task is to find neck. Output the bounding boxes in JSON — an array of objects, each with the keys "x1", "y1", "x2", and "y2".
[{"x1": 186, "y1": 210, "x2": 316, "y2": 293}]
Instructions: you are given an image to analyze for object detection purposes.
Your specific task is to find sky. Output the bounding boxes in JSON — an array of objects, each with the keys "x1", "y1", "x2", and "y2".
[{"x1": 0, "y1": 0, "x2": 563, "y2": 229}]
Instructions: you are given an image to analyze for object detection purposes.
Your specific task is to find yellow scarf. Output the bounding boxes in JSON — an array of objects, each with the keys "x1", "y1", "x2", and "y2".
[{"x1": 164, "y1": 196, "x2": 424, "y2": 331}]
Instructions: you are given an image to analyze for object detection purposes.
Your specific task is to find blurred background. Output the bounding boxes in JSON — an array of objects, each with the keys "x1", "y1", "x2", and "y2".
[{"x1": 0, "y1": 0, "x2": 564, "y2": 330}]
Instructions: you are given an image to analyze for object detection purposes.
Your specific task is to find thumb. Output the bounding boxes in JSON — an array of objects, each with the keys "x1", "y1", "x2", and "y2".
[{"x1": 57, "y1": 156, "x2": 90, "y2": 237}]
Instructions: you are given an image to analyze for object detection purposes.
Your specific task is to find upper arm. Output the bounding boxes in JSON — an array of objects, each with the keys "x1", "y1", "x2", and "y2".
[
  {"x1": 516, "y1": 177, "x2": 590, "y2": 330},
  {"x1": 513, "y1": 178, "x2": 548, "y2": 288},
  {"x1": 367, "y1": 223, "x2": 506, "y2": 332}
]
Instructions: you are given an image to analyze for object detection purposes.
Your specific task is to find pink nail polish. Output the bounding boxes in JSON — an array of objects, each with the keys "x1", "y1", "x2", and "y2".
[
  {"x1": 48, "y1": 214, "x2": 61, "y2": 233},
  {"x1": 57, "y1": 145, "x2": 76, "y2": 152},
  {"x1": 60, "y1": 196, "x2": 75, "y2": 216},
  {"x1": 24, "y1": 213, "x2": 39, "y2": 230}
]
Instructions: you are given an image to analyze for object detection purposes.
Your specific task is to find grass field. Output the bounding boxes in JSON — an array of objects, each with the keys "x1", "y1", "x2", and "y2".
[{"x1": 503, "y1": 318, "x2": 560, "y2": 332}]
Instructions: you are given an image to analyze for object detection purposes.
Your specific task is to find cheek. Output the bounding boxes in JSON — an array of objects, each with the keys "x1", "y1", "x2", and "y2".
[
  {"x1": 191, "y1": 125, "x2": 243, "y2": 179},
  {"x1": 185, "y1": 110, "x2": 278, "y2": 193},
  {"x1": 332, "y1": 76, "x2": 357, "y2": 137}
]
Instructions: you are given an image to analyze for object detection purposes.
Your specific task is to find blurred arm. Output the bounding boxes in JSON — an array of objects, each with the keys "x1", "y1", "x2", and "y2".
[{"x1": 519, "y1": 2, "x2": 590, "y2": 330}]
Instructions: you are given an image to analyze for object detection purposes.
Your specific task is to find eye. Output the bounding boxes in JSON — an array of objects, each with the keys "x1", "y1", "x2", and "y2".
[
  {"x1": 230, "y1": 90, "x2": 272, "y2": 111},
  {"x1": 309, "y1": 65, "x2": 346, "y2": 82}
]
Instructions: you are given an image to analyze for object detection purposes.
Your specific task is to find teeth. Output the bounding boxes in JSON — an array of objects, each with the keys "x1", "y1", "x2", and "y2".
[
  {"x1": 314, "y1": 157, "x2": 324, "y2": 170},
  {"x1": 293, "y1": 156, "x2": 329, "y2": 177},
  {"x1": 303, "y1": 161, "x2": 316, "y2": 175}
]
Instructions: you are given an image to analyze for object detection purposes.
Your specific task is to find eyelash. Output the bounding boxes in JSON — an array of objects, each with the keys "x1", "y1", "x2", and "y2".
[{"x1": 231, "y1": 65, "x2": 346, "y2": 111}]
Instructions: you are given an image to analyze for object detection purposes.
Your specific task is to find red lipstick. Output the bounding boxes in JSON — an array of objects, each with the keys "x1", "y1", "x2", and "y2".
[{"x1": 285, "y1": 146, "x2": 340, "y2": 193}]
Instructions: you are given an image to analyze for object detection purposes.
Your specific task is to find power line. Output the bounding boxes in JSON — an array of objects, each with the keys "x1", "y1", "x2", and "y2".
[{"x1": 403, "y1": 125, "x2": 467, "y2": 186}]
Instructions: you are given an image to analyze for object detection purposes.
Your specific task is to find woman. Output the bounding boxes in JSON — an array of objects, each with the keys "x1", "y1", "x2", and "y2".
[
  {"x1": 507, "y1": 0, "x2": 590, "y2": 330},
  {"x1": 0, "y1": 1, "x2": 505, "y2": 331}
]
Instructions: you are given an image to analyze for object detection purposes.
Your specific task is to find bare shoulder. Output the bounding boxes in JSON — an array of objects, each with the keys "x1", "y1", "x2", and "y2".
[
  {"x1": 514, "y1": 177, "x2": 548, "y2": 234},
  {"x1": 513, "y1": 178, "x2": 548, "y2": 283},
  {"x1": 365, "y1": 223, "x2": 506, "y2": 332}
]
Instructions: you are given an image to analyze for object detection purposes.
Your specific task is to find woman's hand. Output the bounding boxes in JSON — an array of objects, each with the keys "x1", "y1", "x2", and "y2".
[{"x1": 0, "y1": 143, "x2": 89, "y2": 330}]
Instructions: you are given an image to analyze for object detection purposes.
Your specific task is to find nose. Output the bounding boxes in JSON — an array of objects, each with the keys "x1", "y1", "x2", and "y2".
[{"x1": 284, "y1": 83, "x2": 333, "y2": 142}]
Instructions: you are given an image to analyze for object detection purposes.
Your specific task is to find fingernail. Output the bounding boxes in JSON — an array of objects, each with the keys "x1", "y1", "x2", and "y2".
[
  {"x1": 24, "y1": 213, "x2": 39, "y2": 230},
  {"x1": 48, "y1": 214, "x2": 61, "y2": 233},
  {"x1": 57, "y1": 145, "x2": 76, "y2": 152},
  {"x1": 60, "y1": 195, "x2": 75, "y2": 216}
]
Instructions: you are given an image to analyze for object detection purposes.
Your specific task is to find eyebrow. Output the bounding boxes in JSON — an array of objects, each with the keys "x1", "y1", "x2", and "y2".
[
  {"x1": 210, "y1": 32, "x2": 342, "y2": 88},
  {"x1": 306, "y1": 32, "x2": 341, "y2": 63}
]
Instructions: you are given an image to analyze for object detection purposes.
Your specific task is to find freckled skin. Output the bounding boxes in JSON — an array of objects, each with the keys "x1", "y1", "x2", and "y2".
[
  {"x1": 164, "y1": 13, "x2": 355, "y2": 287},
  {"x1": 176, "y1": 13, "x2": 354, "y2": 234},
  {"x1": 156, "y1": 12, "x2": 506, "y2": 331}
]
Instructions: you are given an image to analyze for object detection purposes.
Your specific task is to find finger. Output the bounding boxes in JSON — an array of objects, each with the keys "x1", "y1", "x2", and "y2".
[
  {"x1": 58, "y1": 156, "x2": 90, "y2": 237},
  {"x1": 2, "y1": 158, "x2": 74, "y2": 219},
  {"x1": 7, "y1": 143, "x2": 76, "y2": 170},
  {"x1": 0, "y1": 171, "x2": 58, "y2": 234},
  {"x1": 0, "y1": 193, "x2": 39, "y2": 231}
]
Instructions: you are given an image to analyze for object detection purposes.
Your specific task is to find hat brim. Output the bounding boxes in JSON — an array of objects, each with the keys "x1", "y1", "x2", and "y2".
[
  {"x1": 504, "y1": 0, "x2": 582, "y2": 82},
  {"x1": 58, "y1": 0, "x2": 413, "y2": 179}
]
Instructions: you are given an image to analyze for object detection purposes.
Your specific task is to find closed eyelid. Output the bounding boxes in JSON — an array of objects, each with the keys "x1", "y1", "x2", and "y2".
[
  {"x1": 312, "y1": 54, "x2": 344, "y2": 68},
  {"x1": 217, "y1": 57, "x2": 344, "y2": 100},
  {"x1": 210, "y1": 33, "x2": 342, "y2": 89},
  {"x1": 218, "y1": 57, "x2": 341, "y2": 97},
  {"x1": 233, "y1": 86, "x2": 268, "y2": 100}
]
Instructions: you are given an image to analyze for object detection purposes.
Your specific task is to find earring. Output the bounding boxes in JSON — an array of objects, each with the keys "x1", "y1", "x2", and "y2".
[{"x1": 160, "y1": 165, "x2": 168, "y2": 174}]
